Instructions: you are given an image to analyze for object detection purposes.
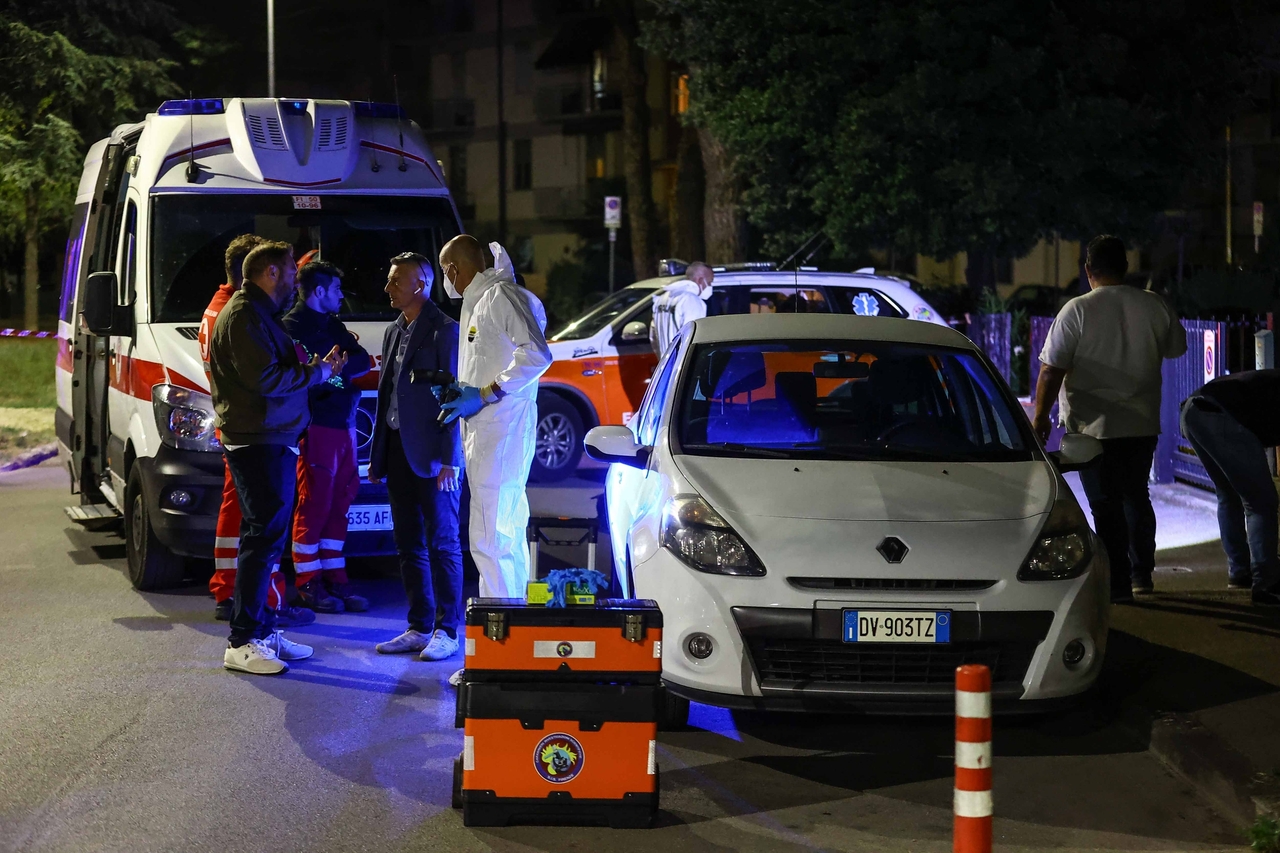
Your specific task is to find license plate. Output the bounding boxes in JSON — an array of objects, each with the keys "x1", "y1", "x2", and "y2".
[
  {"x1": 346, "y1": 505, "x2": 392, "y2": 531},
  {"x1": 843, "y1": 610, "x2": 951, "y2": 643}
]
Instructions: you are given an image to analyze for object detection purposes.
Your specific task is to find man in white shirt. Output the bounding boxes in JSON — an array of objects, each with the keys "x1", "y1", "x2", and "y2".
[
  {"x1": 1032, "y1": 235, "x2": 1187, "y2": 601},
  {"x1": 650, "y1": 261, "x2": 715, "y2": 357}
]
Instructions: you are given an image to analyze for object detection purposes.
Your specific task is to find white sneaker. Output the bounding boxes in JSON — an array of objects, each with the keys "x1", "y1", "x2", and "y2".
[
  {"x1": 224, "y1": 638, "x2": 287, "y2": 675},
  {"x1": 419, "y1": 630, "x2": 460, "y2": 661},
  {"x1": 448, "y1": 668, "x2": 465, "y2": 687},
  {"x1": 376, "y1": 629, "x2": 431, "y2": 655},
  {"x1": 264, "y1": 630, "x2": 313, "y2": 661}
]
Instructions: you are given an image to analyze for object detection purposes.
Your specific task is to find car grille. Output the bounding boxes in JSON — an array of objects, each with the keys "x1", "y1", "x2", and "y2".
[
  {"x1": 787, "y1": 577, "x2": 997, "y2": 592},
  {"x1": 746, "y1": 638, "x2": 1036, "y2": 686}
]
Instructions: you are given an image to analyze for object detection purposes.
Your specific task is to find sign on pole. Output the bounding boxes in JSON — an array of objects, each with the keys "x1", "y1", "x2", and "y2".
[
  {"x1": 604, "y1": 196, "x2": 622, "y2": 228},
  {"x1": 1254, "y1": 202, "x2": 1264, "y2": 253},
  {"x1": 1203, "y1": 329, "x2": 1216, "y2": 384}
]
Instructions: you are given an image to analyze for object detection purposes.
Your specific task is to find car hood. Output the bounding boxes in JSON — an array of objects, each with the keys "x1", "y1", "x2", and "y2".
[{"x1": 674, "y1": 457, "x2": 1054, "y2": 523}]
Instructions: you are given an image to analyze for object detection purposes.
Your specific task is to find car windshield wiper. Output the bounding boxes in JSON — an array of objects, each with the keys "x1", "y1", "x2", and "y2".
[
  {"x1": 682, "y1": 442, "x2": 793, "y2": 458},
  {"x1": 788, "y1": 444, "x2": 875, "y2": 460}
]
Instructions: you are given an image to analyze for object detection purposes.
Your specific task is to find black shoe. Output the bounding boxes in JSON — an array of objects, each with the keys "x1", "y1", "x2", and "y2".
[
  {"x1": 275, "y1": 605, "x2": 317, "y2": 627},
  {"x1": 1251, "y1": 587, "x2": 1280, "y2": 607},
  {"x1": 1227, "y1": 576, "x2": 1252, "y2": 591},
  {"x1": 215, "y1": 599, "x2": 233, "y2": 621},
  {"x1": 1131, "y1": 576, "x2": 1154, "y2": 595}
]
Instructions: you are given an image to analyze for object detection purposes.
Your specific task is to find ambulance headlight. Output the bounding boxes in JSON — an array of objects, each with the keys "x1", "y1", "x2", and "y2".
[{"x1": 153, "y1": 385, "x2": 219, "y2": 452}]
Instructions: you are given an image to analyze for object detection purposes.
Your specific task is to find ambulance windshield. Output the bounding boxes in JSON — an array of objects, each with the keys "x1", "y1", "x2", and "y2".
[{"x1": 150, "y1": 194, "x2": 460, "y2": 322}]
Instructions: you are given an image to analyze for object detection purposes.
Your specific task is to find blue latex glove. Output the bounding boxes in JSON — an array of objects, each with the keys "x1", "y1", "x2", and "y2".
[
  {"x1": 439, "y1": 383, "x2": 484, "y2": 424},
  {"x1": 429, "y1": 384, "x2": 448, "y2": 403},
  {"x1": 544, "y1": 569, "x2": 612, "y2": 608}
]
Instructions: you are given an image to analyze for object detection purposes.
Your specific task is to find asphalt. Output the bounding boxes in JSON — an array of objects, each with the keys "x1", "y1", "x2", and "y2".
[{"x1": 0, "y1": 459, "x2": 1273, "y2": 852}]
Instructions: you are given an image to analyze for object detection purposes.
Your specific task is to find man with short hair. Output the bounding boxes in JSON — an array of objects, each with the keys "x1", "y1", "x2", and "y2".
[
  {"x1": 650, "y1": 261, "x2": 714, "y2": 357},
  {"x1": 284, "y1": 261, "x2": 373, "y2": 614},
  {"x1": 199, "y1": 234, "x2": 311, "y2": 627},
  {"x1": 209, "y1": 241, "x2": 347, "y2": 674},
  {"x1": 1033, "y1": 235, "x2": 1187, "y2": 601},
  {"x1": 369, "y1": 252, "x2": 465, "y2": 660}
]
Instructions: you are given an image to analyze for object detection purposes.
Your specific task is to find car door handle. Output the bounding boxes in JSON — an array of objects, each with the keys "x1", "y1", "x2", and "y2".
[{"x1": 581, "y1": 369, "x2": 602, "y2": 376}]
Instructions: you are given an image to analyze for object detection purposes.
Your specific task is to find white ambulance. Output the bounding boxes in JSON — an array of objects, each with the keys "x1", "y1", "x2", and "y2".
[{"x1": 56, "y1": 98, "x2": 462, "y2": 589}]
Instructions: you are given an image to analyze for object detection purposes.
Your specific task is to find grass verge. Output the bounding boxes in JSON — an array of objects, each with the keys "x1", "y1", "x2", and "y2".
[{"x1": 0, "y1": 338, "x2": 58, "y2": 409}]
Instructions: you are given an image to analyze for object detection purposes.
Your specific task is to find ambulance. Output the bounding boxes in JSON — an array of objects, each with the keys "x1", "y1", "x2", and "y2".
[{"x1": 56, "y1": 98, "x2": 462, "y2": 590}]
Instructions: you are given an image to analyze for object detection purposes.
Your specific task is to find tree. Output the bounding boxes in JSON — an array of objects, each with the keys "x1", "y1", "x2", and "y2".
[
  {"x1": 0, "y1": 11, "x2": 177, "y2": 328},
  {"x1": 647, "y1": 0, "x2": 1270, "y2": 291},
  {"x1": 608, "y1": 0, "x2": 661, "y2": 280}
]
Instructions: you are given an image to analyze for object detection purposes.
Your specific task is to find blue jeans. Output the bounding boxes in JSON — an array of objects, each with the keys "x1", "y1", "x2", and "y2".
[
  {"x1": 1180, "y1": 396, "x2": 1279, "y2": 591},
  {"x1": 1077, "y1": 435, "x2": 1159, "y2": 594},
  {"x1": 385, "y1": 429, "x2": 463, "y2": 635},
  {"x1": 224, "y1": 444, "x2": 295, "y2": 646}
]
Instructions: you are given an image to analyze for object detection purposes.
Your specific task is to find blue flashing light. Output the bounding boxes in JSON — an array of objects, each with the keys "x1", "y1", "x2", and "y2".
[
  {"x1": 158, "y1": 98, "x2": 226, "y2": 116},
  {"x1": 280, "y1": 99, "x2": 309, "y2": 115},
  {"x1": 354, "y1": 101, "x2": 407, "y2": 119}
]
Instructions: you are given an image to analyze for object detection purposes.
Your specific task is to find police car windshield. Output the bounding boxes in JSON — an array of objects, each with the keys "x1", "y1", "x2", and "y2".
[
  {"x1": 676, "y1": 339, "x2": 1035, "y2": 462},
  {"x1": 150, "y1": 194, "x2": 459, "y2": 322},
  {"x1": 548, "y1": 287, "x2": 657, "y2": 341}
]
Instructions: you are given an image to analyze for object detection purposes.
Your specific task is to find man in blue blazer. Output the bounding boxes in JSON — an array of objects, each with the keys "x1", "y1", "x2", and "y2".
[{"x1": 368, "y1": 252, "x2": 465, "y2": 661}]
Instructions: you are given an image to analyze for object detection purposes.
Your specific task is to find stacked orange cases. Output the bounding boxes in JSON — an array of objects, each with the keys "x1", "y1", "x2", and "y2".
[{"x1": 453, "y1": 597, "x2": 664, "y2": 828}]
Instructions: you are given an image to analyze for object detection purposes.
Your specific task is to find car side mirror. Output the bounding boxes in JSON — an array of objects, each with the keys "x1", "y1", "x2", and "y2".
[
  {"x1": 584, "y1": 425, "x2": 650, "y2": 469},
  {"x1": 83, "y1": 271, "x2": 119, "y2": 335},
  {"x1": 620, "y1": 320, "x2": 649, "y2": 342},
  {"x1": 1049, "y1": 433, "x2": 1103, "y2": 473}
]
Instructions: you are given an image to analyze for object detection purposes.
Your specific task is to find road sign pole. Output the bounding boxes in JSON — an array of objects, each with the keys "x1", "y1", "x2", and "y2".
[
  {"x1": 608, "y1": 227, "x2": 617, "y2": 291},
  {"x1": 604, "y1": 195, "x2": 622, "y2": 291}
]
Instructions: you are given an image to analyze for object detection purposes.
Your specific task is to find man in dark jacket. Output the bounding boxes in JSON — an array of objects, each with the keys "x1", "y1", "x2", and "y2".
[
  {"x1": 1181, "y1": 369, "x2": 1280, "y2": 606},
  {"x1": 210, "y1": 241, "x2": 347, "y2": 675},
  {"x1": 284, "y1": 261, "x2": 373, "y2": 614},
  {"x1": 369, "y1": 252, "x2": 465, "y2": 662}
]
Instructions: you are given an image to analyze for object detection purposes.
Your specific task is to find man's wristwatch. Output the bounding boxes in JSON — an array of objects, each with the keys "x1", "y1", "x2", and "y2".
[{"x1": 481, "y1": 382, "x2": 506, "y2": 404}]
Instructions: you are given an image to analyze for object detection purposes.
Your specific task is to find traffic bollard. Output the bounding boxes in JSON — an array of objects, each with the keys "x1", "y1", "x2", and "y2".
[{"x1": 954, "y1": 664, "x2": 992, "y2": 853}]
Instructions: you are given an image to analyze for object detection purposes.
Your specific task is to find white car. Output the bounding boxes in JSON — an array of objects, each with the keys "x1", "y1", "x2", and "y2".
[{"x1": 586, "y1": 314, "x2": 1109, "y2": 720}]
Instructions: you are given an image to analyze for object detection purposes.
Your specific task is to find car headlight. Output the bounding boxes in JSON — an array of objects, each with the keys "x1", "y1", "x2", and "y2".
[
  {"x1": 152, "y1": 384, "x2": 220, "y2": 452},
  {"x1": 661, "y1": 494, "x2": 765, "y2": 577},
  {"x1": 1017, "y1": 497, "x2": 1093, "y2": 581}
]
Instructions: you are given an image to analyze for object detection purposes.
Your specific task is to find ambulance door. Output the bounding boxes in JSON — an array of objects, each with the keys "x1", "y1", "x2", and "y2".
[
  {"x1": 601, "y1": 300, "x2": 656, "y2": 426},
  {"x1": 70, "y1": 142, "x2": 130, "y2": 500}
]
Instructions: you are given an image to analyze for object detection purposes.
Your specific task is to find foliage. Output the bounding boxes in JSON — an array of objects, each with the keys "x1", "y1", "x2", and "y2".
[
  {"x1": 645, "y1": 0, "x2": 1270, "y2": 264},
  {"x1": 543, "y1": 260, "x2": 593, "y2": 334},
  {"x1": 1248, "y1": 816, "x2": 1280, "y2": 853},
  {"x1": 1165, "y1": 268, "x2": 1277, "y2": 316}
]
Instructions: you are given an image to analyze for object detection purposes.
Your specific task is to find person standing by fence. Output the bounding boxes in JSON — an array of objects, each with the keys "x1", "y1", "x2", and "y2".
[
  {"x1": 1180, "y1": 371, "x2": 1280, "y2": 606},
  {"x1": 1031, "y1": 235, "x2": 1187, "y2": 602}
]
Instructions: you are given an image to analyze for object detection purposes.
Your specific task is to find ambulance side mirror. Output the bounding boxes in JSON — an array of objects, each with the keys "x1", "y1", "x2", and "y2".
[
  {"x1": 83, "y1": 272, "x2": 119, "y2": 335},
  {"x1": 620, "y1": 321, "x2": 649, "y2": 342},
  {"x1": 584, "y1": 426, "x2": 650, "y2": 469}
]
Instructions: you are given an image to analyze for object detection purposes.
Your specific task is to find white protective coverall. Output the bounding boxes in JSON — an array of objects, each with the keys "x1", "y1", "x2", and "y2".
[
  {"x1": 649, "y1": 279, "x2": 708, "y2": 357},
  {"x1": 457, "y1": 243, "x2": 552, "y2": 597}
]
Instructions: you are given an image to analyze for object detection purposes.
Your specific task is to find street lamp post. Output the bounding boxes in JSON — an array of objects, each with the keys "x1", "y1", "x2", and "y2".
[{"x1": 267, "y1": 0, "x2": 276, "y2": 98}]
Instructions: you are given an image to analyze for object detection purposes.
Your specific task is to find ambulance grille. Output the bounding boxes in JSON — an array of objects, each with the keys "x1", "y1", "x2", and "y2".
[
  {"x1": 317, "y1": 116, "x2": 349, "y2": 151},
  {"x1": 746, "y1": 638, "x2": 1036, "y2": 687},
  {"x1": 247, "y1": 114, "x2": 287, "y2": 150}
]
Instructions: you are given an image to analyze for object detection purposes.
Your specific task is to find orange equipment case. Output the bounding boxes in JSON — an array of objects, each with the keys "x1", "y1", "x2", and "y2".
[
  {"x1": 453, "y1": 681, "x2": 660, "y2": 827},
  {"x1": 462, "y1": 597, "x2": 663, "y2": 683}
]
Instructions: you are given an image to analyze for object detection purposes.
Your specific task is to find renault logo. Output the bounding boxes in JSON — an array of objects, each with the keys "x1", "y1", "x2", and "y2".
[{"x1": 877, "y1": 536, "x2": 909, "y2": 564}]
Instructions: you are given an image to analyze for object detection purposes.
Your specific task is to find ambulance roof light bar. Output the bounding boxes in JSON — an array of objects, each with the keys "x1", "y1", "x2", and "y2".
[{"x1": 158, "y1": 99, "x2": 226, "y2": 116}]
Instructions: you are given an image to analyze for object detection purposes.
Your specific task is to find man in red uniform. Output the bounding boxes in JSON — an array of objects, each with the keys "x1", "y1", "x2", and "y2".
[
  {"x1": 283, "y1": 261, "x2": 372, "y2": 612},
  {"x1": 198, "y1": 234, "x2": 313, "y2": 626}
]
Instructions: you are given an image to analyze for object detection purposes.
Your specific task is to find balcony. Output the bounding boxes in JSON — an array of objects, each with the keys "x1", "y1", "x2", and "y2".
[{"x1": 534, "y1": 86, "x2": 622, "y2": 134}]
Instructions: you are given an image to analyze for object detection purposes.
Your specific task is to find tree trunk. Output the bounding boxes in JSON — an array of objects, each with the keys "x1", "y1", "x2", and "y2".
[
  {"x1": 23, "y1": 190, "x2": 40, "y2": 331},
  {"x1": 673, "y1": 123, "x2": 705, "y2": 262},
  {"x1": 965, "y1": 246, "x2": 996, "y2": 306},
  {"x1": 699, "y1": 126, "x2": 746, "y2": 263},
  {"x1": 611, "y1": 3, "x2": 658, "y2": 280}
]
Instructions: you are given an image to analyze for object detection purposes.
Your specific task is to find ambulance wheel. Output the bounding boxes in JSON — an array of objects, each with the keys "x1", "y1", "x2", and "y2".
[
  {"x1": 124, "y1": 465, "x2": 185, "y2": 591},
  {"x1": 660, "y1": 688, "x2": 690, "y2": 731},
  {"x1": 451, "y1": 756, "x2": 463, "y2": 809},
  {"x1": 530, "y1": 392, "x2": 583, "y2": 483}
]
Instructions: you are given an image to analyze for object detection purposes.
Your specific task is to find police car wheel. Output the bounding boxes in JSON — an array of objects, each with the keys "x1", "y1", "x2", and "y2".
[
  {"x1": 124, "y1": 465, "x2": 186, "y2": 591},
  {"x1": 529, "y1": 393, "x2": 583, "y2": 483}
]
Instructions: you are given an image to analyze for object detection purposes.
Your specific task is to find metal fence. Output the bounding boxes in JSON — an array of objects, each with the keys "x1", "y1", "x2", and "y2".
[{"x1": 950, "y1": 313, "x2": 1013, "y2": 384}]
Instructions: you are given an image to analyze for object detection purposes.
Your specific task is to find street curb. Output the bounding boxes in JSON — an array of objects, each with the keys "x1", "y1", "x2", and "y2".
[
  {"x1": 1143, "y1": 712, "x2": 1280, "y2": 827},
  {"x1": 0, "y1": 443, "x2": 57, "y2": 474}
]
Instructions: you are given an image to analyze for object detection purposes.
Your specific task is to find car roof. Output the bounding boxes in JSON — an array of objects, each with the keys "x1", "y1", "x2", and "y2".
[
  {"x1": 624, "y1": 270, "x2": 921, "y2": 291},
  {"x1": 688, "y1": 313, "x2": 976, "y2": 349}
]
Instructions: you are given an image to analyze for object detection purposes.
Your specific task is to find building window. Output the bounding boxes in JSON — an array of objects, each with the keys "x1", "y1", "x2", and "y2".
[
  {"x1": 513, "y1": 139, "x2": 533, "y2": 191},
  {"x1": 448, "y1": 144, "x2": 468, "y2": 197},
  {"x1": 671, "y1": 73, "x2": 690, "y2": 115}
]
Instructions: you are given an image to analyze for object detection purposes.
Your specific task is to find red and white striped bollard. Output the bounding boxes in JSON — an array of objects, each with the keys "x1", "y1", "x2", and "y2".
[{"x1": 954, "y1": 664, "x2": 992, "y2": 853}]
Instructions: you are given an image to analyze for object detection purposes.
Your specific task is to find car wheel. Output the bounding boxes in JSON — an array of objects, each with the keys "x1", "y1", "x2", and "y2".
[
  {"x1": 529, "y1": 392, "x2": 584, "y2": 483},
  {"x1": 124, "y1": 465, "x2": 186, "y2": 590},
  {"x1": 659, "y1": 686, "x2": 691, "y2": 731}
]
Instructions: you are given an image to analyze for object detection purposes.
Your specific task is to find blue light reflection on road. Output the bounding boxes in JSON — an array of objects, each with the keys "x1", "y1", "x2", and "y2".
[{"x1": 688, "y1": 702, "x2": 742, "y2": 741}]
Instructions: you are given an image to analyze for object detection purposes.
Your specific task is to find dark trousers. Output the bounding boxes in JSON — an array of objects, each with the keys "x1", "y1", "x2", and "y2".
[
  {"x1": 224, "y1": 444, "x2": 295, "y2": 646},
  {"x1": 1181, "y1": 397, "x2": 1279, "y2": 591},
  {"x1": 385, "y1": 429, "x2": 463, "y2": 635},
  {"x1": 1077, "y1": 435, "x2": 1158, "y2": 594}
]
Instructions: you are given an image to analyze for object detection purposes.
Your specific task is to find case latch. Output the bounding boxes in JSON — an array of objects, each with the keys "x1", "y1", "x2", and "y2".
[
  {"x1": 484, "y1": 611, "x2": 507, "y2": 641},
  {"x1": 623, "y1": 613, "x2": 645, "y2": 643}
]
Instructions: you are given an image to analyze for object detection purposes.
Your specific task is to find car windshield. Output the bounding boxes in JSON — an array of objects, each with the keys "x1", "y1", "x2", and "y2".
[
  {"x1": 676, "y1": 339, "x2": 1034, "y2": 462},
  {"x1": 548, "y1": 287, "x2": 656, "y2": 341},
  {"x1": 149, "y1": 194, "x2": 459, "y2": 322}
]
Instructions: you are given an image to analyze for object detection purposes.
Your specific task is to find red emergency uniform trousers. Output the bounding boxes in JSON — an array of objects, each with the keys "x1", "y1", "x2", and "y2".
[
  {"x1": 210, "y1": 456, "x2": 286, "y2": 607},
  {"x1": 291, "y1": 425, "x2": 359, "y2": 588}
]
